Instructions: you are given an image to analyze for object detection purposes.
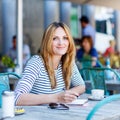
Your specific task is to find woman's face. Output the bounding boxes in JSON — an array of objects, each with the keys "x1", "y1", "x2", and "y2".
[
  {"x1": 52, "y1": 27, "x2": 69, "y2": 56},
  {"x1": 82, "y1": 39, "x2": 91, "y2": 53}
]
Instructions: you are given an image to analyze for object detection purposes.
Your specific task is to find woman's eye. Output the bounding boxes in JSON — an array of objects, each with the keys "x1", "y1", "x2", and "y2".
[
  {"x1": 53, "y1": 37, "x2": 58, "y2": 41},
  {"x1": 63, "y1": 37, "x2": 68, "y2": 40},
  {"x1": 53, "y1": 36, "x2": 68, "y2": 41}
]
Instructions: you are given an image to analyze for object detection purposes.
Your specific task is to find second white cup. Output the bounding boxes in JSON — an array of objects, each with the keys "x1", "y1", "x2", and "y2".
[{"x1": 91, "y1": 89, "x2": 104, "y2": 99}]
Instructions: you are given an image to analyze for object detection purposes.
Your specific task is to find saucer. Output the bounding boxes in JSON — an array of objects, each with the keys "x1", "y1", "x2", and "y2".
[{"x1": 88, "y1": 96, "x2": 105, "y2": 101}]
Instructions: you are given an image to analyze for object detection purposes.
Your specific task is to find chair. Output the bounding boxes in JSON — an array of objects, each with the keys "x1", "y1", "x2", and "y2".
[
  {"x1": 0, "y1": 72, "x2": 21, "y2": 108},
  {"x1": 77, "y1": 58, "x2": 103, "y2": 70},
  {"x1": 86, "y1": 94, "x2": 120, "y2": 120},
  {"x1": 80, "y1": 67, "x2": 120, "y2": 95}
]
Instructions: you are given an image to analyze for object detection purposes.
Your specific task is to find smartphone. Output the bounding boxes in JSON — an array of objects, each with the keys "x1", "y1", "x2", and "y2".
[{"x1": 49, "y1": 103, "x2": 69, "y2": 110}]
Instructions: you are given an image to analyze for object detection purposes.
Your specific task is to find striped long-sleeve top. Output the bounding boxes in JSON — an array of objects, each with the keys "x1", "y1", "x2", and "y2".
[{"x1": 15, "y1": 55, "x2": 85, "y2": 104}]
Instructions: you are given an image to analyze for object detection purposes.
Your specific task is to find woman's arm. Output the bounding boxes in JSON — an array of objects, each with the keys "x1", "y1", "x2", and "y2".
[
  {"x1": 69, "y1": 85, "x2": 85, "y2": 96},
  {"x1": 16, "y1": 90, "x2": 80, "y2": 106},
  {"x1": 15, "y1": 55, "x2": 42, "y2": 105},
  {"x1": 16, "y1": 93, "x2": 58, "y2": 106}
]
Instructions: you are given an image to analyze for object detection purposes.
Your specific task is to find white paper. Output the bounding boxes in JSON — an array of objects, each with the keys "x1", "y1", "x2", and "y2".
[{"x1": 67, "y1": 99, "x2": 88, "y2": 105}]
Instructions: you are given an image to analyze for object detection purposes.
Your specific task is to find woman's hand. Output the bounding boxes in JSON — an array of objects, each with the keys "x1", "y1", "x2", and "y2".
[
  {"x1": 92, "y1": 57, "x2": 97, "y2": 67},
  {"x1": 57, "y1": 90, "x2": 79, "y2": 103}
]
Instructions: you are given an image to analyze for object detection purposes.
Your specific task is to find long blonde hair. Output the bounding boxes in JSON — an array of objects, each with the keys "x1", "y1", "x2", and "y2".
[{"x1": 40, "y1": 22, "x2": 76, "y2": 89}]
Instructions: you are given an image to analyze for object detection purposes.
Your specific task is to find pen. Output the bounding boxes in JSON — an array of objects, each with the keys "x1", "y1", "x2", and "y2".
[{"x1": 63, "y1": 88, "x2": 78, "y2": 98}]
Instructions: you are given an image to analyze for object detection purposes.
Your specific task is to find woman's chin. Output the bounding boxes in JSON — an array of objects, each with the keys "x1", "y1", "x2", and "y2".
[{"x1": 54, "y1": 52, "x2": 67, "y2": 56}]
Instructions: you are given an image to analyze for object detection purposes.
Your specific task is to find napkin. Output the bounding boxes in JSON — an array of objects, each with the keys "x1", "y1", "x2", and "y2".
[{"x1": 67, "y1": 99, "x2": 88, "y2": 105}]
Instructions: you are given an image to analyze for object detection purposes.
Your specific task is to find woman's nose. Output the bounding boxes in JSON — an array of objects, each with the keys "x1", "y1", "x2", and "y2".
[{"x1": 58, "y1": 39, "x2": 63, "y2": 44}]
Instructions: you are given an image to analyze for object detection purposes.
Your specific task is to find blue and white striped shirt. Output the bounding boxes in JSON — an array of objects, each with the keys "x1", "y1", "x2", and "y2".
[{"x1": 15, "y1": 55, "x2": 85, "y2": 104}]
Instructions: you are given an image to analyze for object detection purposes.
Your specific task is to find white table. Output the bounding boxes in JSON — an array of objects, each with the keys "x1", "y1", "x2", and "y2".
[{"x1": 0, "y1": 94, "x2": 120, "y2": 120}]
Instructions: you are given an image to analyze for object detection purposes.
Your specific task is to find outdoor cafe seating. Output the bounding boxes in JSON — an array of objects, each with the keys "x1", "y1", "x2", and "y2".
[
  {"x1": 0, "y1": 71, "x2": 120, "y2": 119},
  {"x1": 0, "y1": 59, "x2": 120, "y2": 119},
  {"x1": 80, "y1": 67, "x2": 120, "y2": 95}
]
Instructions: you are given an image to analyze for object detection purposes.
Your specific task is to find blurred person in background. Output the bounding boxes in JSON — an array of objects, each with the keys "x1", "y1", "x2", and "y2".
[
  {"x1": 103, "y1": 40, "x2": 120, "y2": 68},
  {"x1": 7, "y1": 35, "x2": 31, "y2": 67},
  {"x1": 76, "y1": 35, "x2": 99, "y2": 67},
  {"x1": 7, "y1": 35, "x2": 17, "y2": 61},
  {"x1": 103, "y1": 40, "x2": 116, "y2": 57},
  {"x1": 79, "y1": 16, "x2": 96, "y2": 46},
  {"x1": 23, "y1": 40, "x2": 31, "y2": 68}
]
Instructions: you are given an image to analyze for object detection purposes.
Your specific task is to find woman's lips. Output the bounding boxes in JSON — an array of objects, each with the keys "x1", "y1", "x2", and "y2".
[{"x1": 57, "y1": 46, "x2": 65, "y2": 49}]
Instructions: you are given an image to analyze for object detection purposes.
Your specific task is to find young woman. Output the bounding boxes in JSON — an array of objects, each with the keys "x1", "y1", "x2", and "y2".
[{"x1": 15, "y1": 22, "x2": 85, "y2": 106}]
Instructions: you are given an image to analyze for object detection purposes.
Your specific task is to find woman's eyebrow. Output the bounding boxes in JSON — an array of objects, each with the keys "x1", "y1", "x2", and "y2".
[{"x1": 63, "y1": 35, "x2": 68, "y2": 37}]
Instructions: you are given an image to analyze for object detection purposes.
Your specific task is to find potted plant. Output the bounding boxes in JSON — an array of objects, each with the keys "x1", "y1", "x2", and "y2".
[{"x1": 1, "y1": 55, "x2": 15, "y2": 72}]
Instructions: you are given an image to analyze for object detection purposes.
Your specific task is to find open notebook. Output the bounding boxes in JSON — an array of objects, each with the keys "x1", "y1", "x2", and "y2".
[{"x1": 67, "y1": 99, "x2": 88, "y2": 105}]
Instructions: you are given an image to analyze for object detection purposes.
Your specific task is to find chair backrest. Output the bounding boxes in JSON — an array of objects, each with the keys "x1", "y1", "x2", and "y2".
[
  {"x1": 0, "y1": 72, "x2": 21, "y2": 108},
  {"x1": 86, "y1": 94, "x2": 120, "y2": 120},
  {"x1": 78, "y1": 59, "x2": 92, "y2": 69},
  {"x1": 77, "y1": 58, "x2": 103, "y2": 69},
  {"x1": 80, "y1": 67, "x2": 120, "y2": 95},
  {"x1": 81, "y1": 67, "x2": 107, "y2": 94}
]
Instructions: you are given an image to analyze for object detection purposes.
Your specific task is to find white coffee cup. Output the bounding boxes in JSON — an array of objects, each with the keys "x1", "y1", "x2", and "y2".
[{"x1": 91, "y1": 89, "x2": 104, "y2": 99}]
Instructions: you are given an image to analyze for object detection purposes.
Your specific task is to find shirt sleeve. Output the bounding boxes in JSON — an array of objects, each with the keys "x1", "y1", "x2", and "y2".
[
  {"x1": 76, "y1": 48, "x2": 83, "y2": 60},
  {"x1": 14, "y1": 55, "x2": 42, "y2": 105},
  {"x1": 83, "y1": 25, "x2": 94, "y2": 36},
  {"x1": 70, "y1": 62, "x2": 85, "y2": 87}
]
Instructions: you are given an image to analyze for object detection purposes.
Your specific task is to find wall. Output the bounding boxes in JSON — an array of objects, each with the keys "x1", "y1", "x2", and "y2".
[{"x1": 23, "y1": 0, "x2": 44, "y2": 54}]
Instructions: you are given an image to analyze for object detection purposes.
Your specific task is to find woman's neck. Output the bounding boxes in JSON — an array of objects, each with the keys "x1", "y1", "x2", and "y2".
[
  {"x1": 84, "y1": 48, "x2": 91, "y2": 54},
  {"x1": 53, "y1": 55, "x2": 62, "y2": 70}
]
